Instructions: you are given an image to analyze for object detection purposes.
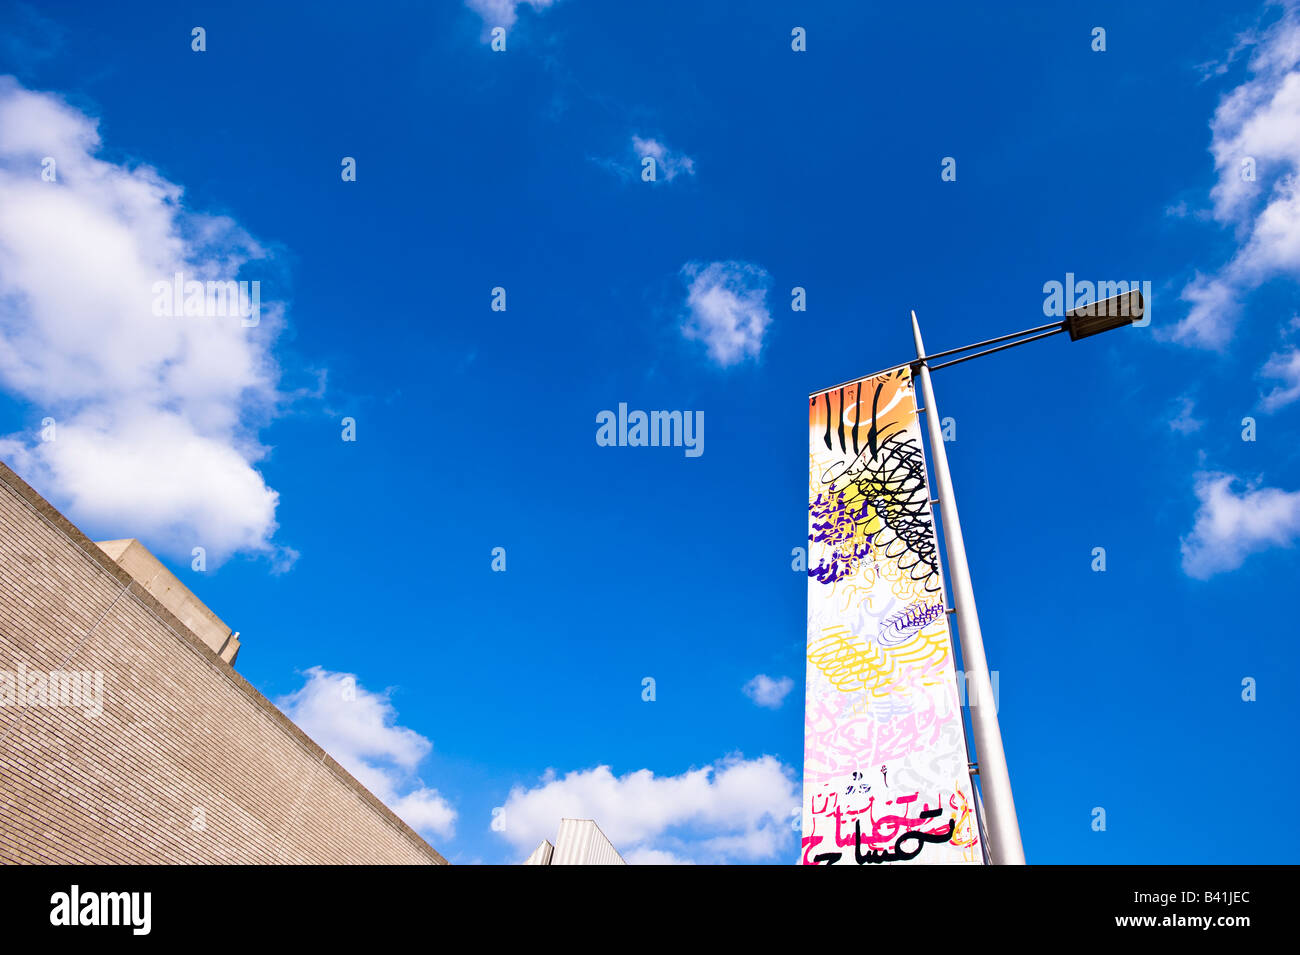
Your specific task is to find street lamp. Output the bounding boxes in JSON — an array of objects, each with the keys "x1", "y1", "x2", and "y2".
[
  {"x1": 1065, "y1": 288, "x2": 1145, "y2": 341},
  {"x1": 910, "y1": 288, "x2": 1142, "y2": 865},
  {"x1": 807, "y1": 289, "x2": 1142, "y2": 865}
]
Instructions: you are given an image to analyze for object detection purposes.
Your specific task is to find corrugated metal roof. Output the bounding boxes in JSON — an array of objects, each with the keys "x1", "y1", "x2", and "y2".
[
  {"x1": 523, "y1": 840, "x2": 555, "y2": 865},
  {"x1": 550, "y1": 818, "x2": 626, "y2": 865}
]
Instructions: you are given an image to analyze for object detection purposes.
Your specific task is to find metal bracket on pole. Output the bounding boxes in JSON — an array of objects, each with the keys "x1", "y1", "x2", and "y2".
[
  {"x1": 929, "y1": 325, "x2": 1066, "y2": 370},
  {"x1": 809, "y1": 321, "x2": 1070, "y2": 398}
]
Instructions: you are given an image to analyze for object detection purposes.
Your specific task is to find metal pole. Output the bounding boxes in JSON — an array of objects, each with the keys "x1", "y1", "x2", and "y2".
[{"x1": 911, "y1": 310, "x2": 1026, "y2": 865}]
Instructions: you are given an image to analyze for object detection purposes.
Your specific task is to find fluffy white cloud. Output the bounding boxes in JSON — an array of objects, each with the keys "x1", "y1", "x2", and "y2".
[
  {"x1": 1181, "y1": 472, "x2": 1300, "y2": 578},
  {"x1": 496, "y1": 755, "x2": 797, "y2": 864},
  {"x1": 1174, "y1": 272, "x2": 1242, "y2": 350},
  {"x1": 0, "y1": 76, "x2": 291, "y2": 566},
  {"x1": 277, "y1": 666, "x2": 457, "y2": 840},
  {"x1": 388, "y1": 788, "x2": 459, "y2": 838},
  {"x1": 743, "y1": 674, "x2": 794, "y2": 709},
  {"x1": 680, "y1": 261, "x2": 772, "y2": 367},
  {"x1": 465, "y1": 0, "x2": 557, "y2": 33},
  {"x1": 1260, "y1": 345, "x2": 1300, "y2": 409},
  {"x1": 1169, "y1": 3, "x2": 1300, "y2": 348}
]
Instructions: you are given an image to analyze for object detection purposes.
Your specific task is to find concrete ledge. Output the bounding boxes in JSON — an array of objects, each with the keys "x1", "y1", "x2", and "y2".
[{"x1": 95, "y1": 538, "x2": 239, "y2": 664}]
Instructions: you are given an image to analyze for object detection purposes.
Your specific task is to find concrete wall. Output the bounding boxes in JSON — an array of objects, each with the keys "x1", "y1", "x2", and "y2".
[{"x1": 0, "y1": 462, "x2": 446, "y2": 865}]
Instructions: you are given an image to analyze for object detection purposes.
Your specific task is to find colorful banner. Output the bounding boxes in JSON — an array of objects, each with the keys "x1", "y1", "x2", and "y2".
[{"x1": 803, "y1": 367, "x2": 983, "y2": 865}]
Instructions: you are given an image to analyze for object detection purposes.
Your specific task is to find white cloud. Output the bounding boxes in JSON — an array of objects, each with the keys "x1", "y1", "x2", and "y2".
[
  {"x1": 1181, "y1": 472, "x2": 1300, "y2": 578},
  {"x1": 277, "y1": 666, "x2": 457, "y2": 840},
  {"x1": 591, "y1": 135, "x2": 697, "y2": 185},
  {"x1": 1174, "y1": 273, "x2": 1243, "y2": 351},
  {"x1": 632, "y1": 135, "x2": 696, "y2": 182},
  {"x1": 743, "y1": 674, "x2": 794, "y2": 709},
  {"x1": 0, "y1": 76, "x2": 292, "y2": 566},
  {"x1": 1169, "y1": 3, "x2": 1300, "y2": 348},
  {"x1": 465, "y1": 0, "x2": 557, "y2": 33},
  {"x1": 1261, "y1": 345, "x2": 1300, "y2": 409},
  {"x1": 388, "y1": 788, "x2": 459, "y2": 838},
  {"x1": 1197, "y1": 23, "x2": 1263, "y2": 81},
  {"x1": 1169, "y1": 396, "x2": 1205, "y2": 434},
  {"x1": 496, "y1": 754, "x2": 797, "y2": 864},
  {"x1": 680, "y1": 261, "x2": 772, "y2": 367}
]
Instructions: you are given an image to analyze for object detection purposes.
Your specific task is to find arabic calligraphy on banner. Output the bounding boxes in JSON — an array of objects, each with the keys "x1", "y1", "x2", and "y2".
[{"x1": 803, "y1": 367, "x2": 983, "y2": 865}]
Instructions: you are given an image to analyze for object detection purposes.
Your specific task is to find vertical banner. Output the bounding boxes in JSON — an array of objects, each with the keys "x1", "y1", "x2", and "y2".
[{"x1": 804, "y1": 367, "x2": 983, "y2": 865}]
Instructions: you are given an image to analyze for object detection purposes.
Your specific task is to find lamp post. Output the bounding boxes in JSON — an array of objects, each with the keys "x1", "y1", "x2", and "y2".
[{"x1": 822, "y1": 289, "x2": 1143, "y2": 865}]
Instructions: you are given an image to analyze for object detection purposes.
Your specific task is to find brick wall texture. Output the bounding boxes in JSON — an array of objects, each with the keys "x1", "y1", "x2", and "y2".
[{"x1": 0, "y1": 462, "x2": 447, "y2": 864}]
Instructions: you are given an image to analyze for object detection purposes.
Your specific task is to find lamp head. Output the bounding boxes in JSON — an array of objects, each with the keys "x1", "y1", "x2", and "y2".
[{"x1": 1065, "y1": 289, "x2": 1144, "y2": 341}]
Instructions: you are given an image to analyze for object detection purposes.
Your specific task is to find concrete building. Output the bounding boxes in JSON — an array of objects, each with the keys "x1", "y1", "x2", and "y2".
[
  {"x1": 0, "y1": 461, "x2": 447, "y2": 864},
  {"x1": 525, "y1": 818, "x2": 626, "y2": 865}
]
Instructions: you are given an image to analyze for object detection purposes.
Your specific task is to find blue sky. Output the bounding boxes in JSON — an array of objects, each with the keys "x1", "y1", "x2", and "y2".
[{"x1": 1, "y1": 0, "x2": 1298, "y2": 864}]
